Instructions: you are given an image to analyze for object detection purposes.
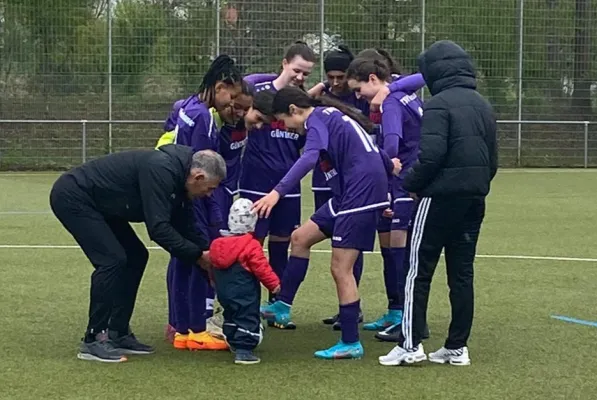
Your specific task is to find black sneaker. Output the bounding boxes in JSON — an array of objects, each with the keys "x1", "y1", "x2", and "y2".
[
  {"x1": 109, "y1": 331, "x2": 155, "y2": 355},
  {"x1": 332, "y1": 312, "x2": 364, "y2": 331},
  {"x1": 374, "y1": 323, "x2": 430, "y2": 342},
  {"x1": 77, "y1": 331, "x2": 127, "y2": 363},
  {"x1": 322, "y1": 314, "x2": 339, "y2": 325}
]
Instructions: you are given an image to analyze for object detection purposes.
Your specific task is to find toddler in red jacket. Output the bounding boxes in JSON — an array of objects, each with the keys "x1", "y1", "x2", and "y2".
[{"x1": 209, "y1": 198, "x2": 280, "y2": 365}]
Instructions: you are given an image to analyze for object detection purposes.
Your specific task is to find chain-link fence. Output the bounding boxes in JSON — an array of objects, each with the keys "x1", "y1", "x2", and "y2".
[{"x1": 0, "y1": 0, "x2": 596, "y2": 170}]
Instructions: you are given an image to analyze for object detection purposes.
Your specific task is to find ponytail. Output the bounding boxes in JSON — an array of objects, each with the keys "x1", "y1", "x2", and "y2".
[
  {"x1": 317, "y1": 96, "x2": 375, "y2": 134},
  {"x1": 374, "y1": 48, "x2": 404, "y2": 75},
  {"x1": 271, "y1": 87, "x2": 375, "y2": 134}
]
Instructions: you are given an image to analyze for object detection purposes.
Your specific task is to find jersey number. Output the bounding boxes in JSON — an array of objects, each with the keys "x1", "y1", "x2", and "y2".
[{"x1": 342, "y1": 115, "x2": 379, "y2": 153}]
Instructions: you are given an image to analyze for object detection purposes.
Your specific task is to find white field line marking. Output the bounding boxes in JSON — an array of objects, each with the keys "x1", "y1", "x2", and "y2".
[
  {"x1": 1, "y1": 169, "x2": 596, "y2": 178},
  {"x1": 497, "y1": 169, "x2": 597, "y2": 174},
  {"x1": 0, "y1": 211, "x2": 52, "y2": 215},
  {"x1": 0, "y1": 244, "x2": 596, "y2": 262}
]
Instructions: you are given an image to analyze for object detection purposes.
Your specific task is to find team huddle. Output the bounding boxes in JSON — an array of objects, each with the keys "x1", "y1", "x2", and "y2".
[{"x1": 50, "y1": 39, "x2": 498, "y2": 366}]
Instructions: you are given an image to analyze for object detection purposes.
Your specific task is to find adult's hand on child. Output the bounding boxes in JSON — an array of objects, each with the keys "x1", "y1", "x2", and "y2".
[
  {"x1": 252, "y1": 190, "x2": 281, "y2": 218},
  {"x1": 197, "y1": 251, "x2": 212, "y2": 270},
  {"x1": 272, "y1": 285, "x2": 281, "y2": 295}
]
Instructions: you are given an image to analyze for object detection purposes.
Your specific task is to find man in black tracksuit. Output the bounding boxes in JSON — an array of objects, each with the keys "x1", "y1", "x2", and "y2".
[
  {"x1": 378, "y1": 40, "x2": 498, "y2": 367},
  {"x1": 49, "y1": 144, "x2": 226, "y2": 363}
]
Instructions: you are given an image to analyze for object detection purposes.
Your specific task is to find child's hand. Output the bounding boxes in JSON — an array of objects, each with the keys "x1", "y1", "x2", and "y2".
[{"x1": 272, "y1": 285, "x2": 281, "y2": 295}]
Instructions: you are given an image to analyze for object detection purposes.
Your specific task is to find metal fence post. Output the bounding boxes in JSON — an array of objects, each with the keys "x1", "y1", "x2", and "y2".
[
  {"x1": 216, "y1": 0, "x2": 221, "y2": 55},
  {"x1": 107, "y1": 0, "x2": 113, "y2": 154},
  {"x1": 420, "y1": 0, "x2": 426, "y2": 102},
  {"x1": 82, "y1": 120, "x2": 87, "y2": 164},
  {"x1": 584, "y1": 121, "x2": 589, "y2": 168},
  {"x1": 319, "y1": 0, "x2": 325, "y2": 81},
  {"x1": 516, "y1": 0, "x2": 524, "y2": 167}
]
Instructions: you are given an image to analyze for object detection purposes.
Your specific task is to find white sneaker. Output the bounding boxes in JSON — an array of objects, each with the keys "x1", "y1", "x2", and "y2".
[
  {"x1": 428, "y1": 346, "x2": 471, "y2": 366},
  {"x1": 206, "y1": 310, "x2": 225, "y2": 340},
  {"x1": 378, "y1": 343, "x2": 427, "y2": 366}
]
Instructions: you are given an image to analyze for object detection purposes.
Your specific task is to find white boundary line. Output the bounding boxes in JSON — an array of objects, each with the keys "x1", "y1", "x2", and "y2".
[
  {"x1": 0, "y1": 244, "x2": 596, "y2": 262},
  {"x1": 0, "y1": 173, "x2": 62, "y2": 176},
  {"x1": 0, "y1": 211, "x2": 52, "y2": 215},
  {"x1": 1, "y1": 169, "x2": 596, "y2": 177}
]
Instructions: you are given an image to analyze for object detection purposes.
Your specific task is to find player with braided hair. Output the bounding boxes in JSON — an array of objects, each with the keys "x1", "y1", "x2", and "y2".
[{"x1": 163, "y1": 54, "x2": 244, "y2": 352}]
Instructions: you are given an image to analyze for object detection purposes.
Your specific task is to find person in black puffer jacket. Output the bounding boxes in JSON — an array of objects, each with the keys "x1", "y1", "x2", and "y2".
[{"x1": 378, "y1": 40, "x2": 497, "y2": 368}]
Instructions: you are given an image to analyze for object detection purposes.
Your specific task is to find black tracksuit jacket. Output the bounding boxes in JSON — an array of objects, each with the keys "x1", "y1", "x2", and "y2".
[
  {"x1": 403, "y1": 40, "x2": 498, "y2": 197},
  {"x1": 65, "y1": 144, "x2": 208, "y2": 264}
]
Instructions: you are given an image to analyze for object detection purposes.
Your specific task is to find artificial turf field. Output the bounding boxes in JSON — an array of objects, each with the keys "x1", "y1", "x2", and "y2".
[{"x1": 1, "y1": 170, "x2": 597, "y2": 400}]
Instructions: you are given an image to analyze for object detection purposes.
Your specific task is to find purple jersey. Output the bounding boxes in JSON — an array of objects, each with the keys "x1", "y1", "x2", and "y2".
[
  {"x1": 218, "y1": 123, "x2": 247, "y2": 194},
  {"x1": 244, "y1": 73, "x2": 278, "y2": 85},
  {"x1": 380, "y1": 90, "x2": 423, "y2": 197},
  {"x1": 276, "y1": 107, "x2": 390, "y2": 215},
  {"x1": 240, "y1": 75, "x2": 305, "y2": 196},
  {"x1": 173, "y1": 95, "x2": 222, "y2": 227},
  {"x1": 312, "y1": 85, "x2": 371, "y2": 192},
  {"x1": 173, "y1": 94, "x2": 218, "y2": 151},
  {"x1": 388, "y1": 73, "x2": 426, "y2": 94},
  {"x1": 164, "y1": 99, "x2": 185, "y2": 132}
]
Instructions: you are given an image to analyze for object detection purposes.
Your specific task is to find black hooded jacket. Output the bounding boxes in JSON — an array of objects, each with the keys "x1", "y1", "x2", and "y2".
[
  {"x1": 67, "y1": 144, "x2": 208, "y2": 264},
  {"x1": 403, "y1": 40, "x2": 498, "y2": 197}
]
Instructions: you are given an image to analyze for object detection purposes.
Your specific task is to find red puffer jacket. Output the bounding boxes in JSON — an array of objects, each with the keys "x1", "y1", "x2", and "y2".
[{"x1": 209, "y1": 233, "x2": 280, "y2": 292}]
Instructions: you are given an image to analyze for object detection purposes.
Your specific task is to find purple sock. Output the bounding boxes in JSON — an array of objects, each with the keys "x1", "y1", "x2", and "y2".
[
  {"x1": 167, "y1": 260, "x2": 175, "y2": 327},
  {"x1": 381, "y1": 247, "x2": 400, "y2": 310},
  {"x1": 393, "y1": 247, "x2": 407, "y2": 310},
  {"x1": 171, "y1": 258, "x2": 192, "y2": 333},
  {"x1": 268, "y1": 241, "x2": 290, "y2": 279},
  {"x1": 189, "y1": 267, "x2": 207, "y2": 333},
  {"x1": 277, "y1": 256, "x2": 309, "y2": 305},
  {"x1": 339, "y1": 300, "x2": 360, "y2": 344},
  {"x1": 353, "y1": 251, "x2": 364, "y2": 287}
]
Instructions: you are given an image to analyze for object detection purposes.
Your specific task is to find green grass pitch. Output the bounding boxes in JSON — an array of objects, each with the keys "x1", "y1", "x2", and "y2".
[{"x1": 1, "y1": 170, "x2": 597, "y2": 399}]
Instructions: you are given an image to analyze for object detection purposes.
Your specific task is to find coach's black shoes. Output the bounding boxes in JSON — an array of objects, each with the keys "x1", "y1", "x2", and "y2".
[
  {"x1": 109, "y1": 330, "x2": 155, "y2": 355},
  {"x1": 77, "y1": 330, "x2": 127, "y2": 363},
  {"x1": 374, "y1": 323, "x2": 430, "y2": 342}
]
